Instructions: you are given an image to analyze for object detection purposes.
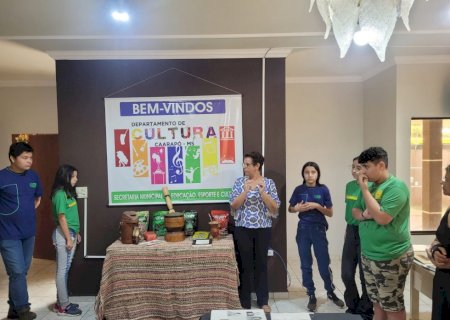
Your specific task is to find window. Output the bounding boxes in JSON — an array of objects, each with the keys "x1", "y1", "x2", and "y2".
[{"x1": 410, "y1": 118, "x2": 450, "y2": 232}]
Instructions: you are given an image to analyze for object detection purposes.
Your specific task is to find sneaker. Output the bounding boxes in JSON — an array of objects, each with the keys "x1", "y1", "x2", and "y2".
[
  {"x1": 307, "y1": 295, "x2": 317, "y2": 312},
  {"x1": 16, "y1": 307, "x2": 36, "y2": 320},
  {"x1": 327, "y1": 291, "x2": 345, "y2": 308},
  {"x1": 7, "y1": 306, "x2": 18, "y2": 319},
  {"x1": 53, "y1": 303, "x2": 80, "y2": 313},
  {"x1": 53, "y1": 303, "x2": 82, "y2": 316}
]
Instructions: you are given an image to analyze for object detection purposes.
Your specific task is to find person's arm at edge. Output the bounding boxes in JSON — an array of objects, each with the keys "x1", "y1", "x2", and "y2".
[
  {"x1": 357, "y1": 173, "x2": 392, "y2": 225},
  {"x1": 360, "y1": 188, "x2": 392, "y2": 225},
  {"x1": 310, "y1": 203, "x2": 333, "y2": 217},
  {"x1": 258, "y1": 180, "x2": 279, "y2": 215},
  {"x1": 34, "y1": 196, "x2": 41, "y2": 209},
  {"x1": 230, "y1": 180, "x2": 249, "y2": 210},
  {"x1": 58, "y1": 214, "x2": 74, "y2": 250},
  {"x1": 310, "y1": 186, "x2": 332, "y2": 217}
]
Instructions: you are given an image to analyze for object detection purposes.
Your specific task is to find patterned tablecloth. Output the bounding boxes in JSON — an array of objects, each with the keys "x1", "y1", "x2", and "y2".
[{"x1": 95, "y1": 235, "x2": 241, "y2": 320}]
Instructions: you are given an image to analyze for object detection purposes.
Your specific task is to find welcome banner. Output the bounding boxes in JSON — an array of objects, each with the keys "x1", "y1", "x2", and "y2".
[{"x1": 105, "y1": 95, "x2": 243, "y2": 205}]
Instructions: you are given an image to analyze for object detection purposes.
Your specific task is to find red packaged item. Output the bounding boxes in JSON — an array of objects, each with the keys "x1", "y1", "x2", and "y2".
[
  {"x1": 210, "y1": 210, "x2": 230, "y2": 236},
  {"x1": 144, "y1": 231, "x2": 157, "y2": 241}
]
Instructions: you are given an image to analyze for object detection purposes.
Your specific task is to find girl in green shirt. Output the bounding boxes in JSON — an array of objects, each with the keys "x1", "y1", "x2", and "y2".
[{"x1": 51, "y1": 165, "x2": 82, "y2": 316}]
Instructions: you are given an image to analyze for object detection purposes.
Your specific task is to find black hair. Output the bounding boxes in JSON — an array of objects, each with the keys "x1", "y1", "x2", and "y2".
[
  {"x1": 244, "y1": 151, "x2": 264, "y2": 173},
  {"x1": 51, "y1": 164, "x2": 78, "y2": 199},
  {"x1": 352, "y1": 156, "x2": 359, "y2": 162},
  {"x1": 358, "y1": 147, "x2": 389, "y2": 168},
  {"x1": 9, "y1": 142, "x2": 33, "y2": 162},
  {"x1": 301, "y1": 161, "x2": 322, "y2": 185}
]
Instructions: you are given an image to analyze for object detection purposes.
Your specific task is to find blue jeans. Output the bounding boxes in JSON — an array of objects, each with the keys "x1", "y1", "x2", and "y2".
[
  {"x1": 53, "y1": 227, "x2": 77, "y2": 308},
  {"x1": 296, "y1": 222, "x2": 335, "y2": 296},
  {"x1": 0, "y1": 236, "x2": 35, "y2": 310}
]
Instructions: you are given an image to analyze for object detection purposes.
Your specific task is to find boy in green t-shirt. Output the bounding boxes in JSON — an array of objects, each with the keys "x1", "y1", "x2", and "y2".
[
  {"x1": 352, "y1": 147, "x2": 413, "y2": 320},
  {"x1": 341, "y1": 157, "x2": 372, "y2": 319}
]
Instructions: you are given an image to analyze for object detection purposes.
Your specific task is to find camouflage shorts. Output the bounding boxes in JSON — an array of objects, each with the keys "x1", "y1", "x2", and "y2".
[{"x1": 361, "y1": 246, "x2": 414, "y2": 312}]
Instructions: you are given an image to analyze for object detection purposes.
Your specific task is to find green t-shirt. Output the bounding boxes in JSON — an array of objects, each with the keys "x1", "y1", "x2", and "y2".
[
  {"x1": 354, "y1": 175, "x2": 411, "y2": 261},
  {"x1": 345, "y1": 180, "x2": 361, "y2": 226},
  {"x1": 52, "y1": 189, "x2": 80, "y2": 233}
]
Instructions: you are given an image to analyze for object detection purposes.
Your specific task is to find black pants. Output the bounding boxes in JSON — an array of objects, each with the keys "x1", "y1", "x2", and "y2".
[
  {"x1": 234, "y1": 227, "x2": 271, "y2": 309},
  {"x1": 432, "y1": 269, "x2": 450, "y2": 320},
  {"x1": 341, "y1": 224, "x2": 373, "y2": 318}
]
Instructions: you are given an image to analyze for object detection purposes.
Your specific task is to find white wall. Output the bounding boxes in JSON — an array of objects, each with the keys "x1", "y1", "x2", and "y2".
[
  {"x1": 362, "y1": 67, "x2": 397, "y2": 173},
  {"x1": 2, "y1": 64, "x2": 448, "y2": 265},
  {"x1": 0, "y1": 86, "x2": 58, "y2": 167},
  {"x1": 0, "y1": 86, "x2": 57, "y2": 274},
  {"x1": 395, "y1": 63, "x2": 450, "y2": 247},
  {"x1": 286, "y1": 81, "x2": 364, "y2": 260},
  {"x1": 396, "y1": 63, "x2": 450, "y2": 184}
]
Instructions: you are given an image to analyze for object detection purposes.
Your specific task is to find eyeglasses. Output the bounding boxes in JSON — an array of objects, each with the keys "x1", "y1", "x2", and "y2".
[{"x1": 242, "y1": 163, "x2": 254, "y2": 168}]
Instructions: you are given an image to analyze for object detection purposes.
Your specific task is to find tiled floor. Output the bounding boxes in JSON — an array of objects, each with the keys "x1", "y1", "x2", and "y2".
[{"x1": 0, "y1": 257, "x2": 432, "y2": 319}]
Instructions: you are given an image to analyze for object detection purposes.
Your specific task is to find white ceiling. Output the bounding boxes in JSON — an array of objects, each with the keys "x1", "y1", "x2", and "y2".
[{"x1": 0, "y1": 0, "x2": 450, "y2": 84}]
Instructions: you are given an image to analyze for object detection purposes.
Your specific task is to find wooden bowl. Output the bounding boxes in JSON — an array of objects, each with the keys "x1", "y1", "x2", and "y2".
[
  {"x1": 164, "y1": 213, "x2": 185, "y2": 232},
  {"x1": 164, "y1": 231, "x2": 185, "y2": 242}
]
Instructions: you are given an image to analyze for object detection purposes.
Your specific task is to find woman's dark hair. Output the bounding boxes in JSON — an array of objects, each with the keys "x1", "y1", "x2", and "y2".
[
  {"x1": 244, "y1": 151, "x2": 264, "y2": 173},
  {"x1": 9, "y1": 142, "x2": 33, "y2": 161},
  {"x1": 51, "y1": 164, "x2": 78, "y2": 199},
  {"x1": 301, "y1": 161, "x2": 322, "y2": 185}
]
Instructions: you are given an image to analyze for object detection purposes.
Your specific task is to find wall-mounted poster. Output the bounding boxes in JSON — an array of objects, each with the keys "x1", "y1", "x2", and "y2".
[{"x1": 105, "y1": 95, "x2": 243, "y2": 205}]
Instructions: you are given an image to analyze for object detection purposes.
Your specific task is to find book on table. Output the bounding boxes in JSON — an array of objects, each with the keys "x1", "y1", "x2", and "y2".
[
  {"x1": 192, "y1": 231, "x2": 210, "y2": 240},
  {"x1": 192, "y1": 238, "x2": 212, "y2": 245},
  {"x1": 192, "y1": 231, "x2": 211, "y2": 245}
]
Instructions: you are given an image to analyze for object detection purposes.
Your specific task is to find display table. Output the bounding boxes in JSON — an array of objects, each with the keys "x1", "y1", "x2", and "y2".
[
  {"x1": 409, "y1": 256, "x2": 435, "y2": 320},
  {"x1": 95, "y1": 235, "x2": 241, "y2": 320}
]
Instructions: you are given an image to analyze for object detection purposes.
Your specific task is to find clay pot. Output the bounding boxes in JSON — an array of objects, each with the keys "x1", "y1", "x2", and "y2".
[
  {"x1": 120, "y1": 211, "x2": 139, "y2": 244},
  {"x1": 209, "y1": 221, "x2": 220, "y2": 240}
]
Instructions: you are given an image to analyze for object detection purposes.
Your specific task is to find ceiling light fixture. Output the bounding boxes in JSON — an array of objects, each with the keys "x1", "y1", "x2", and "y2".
[
  {"x1": 111, "y1": 10, "x2": 129, "y2": 22},
  {"x1": 111, "y1": 0, "x2": 130, "y2": 22},
  {"x1": 309, "y1": 0, "x2": 429, "y2": 62}
]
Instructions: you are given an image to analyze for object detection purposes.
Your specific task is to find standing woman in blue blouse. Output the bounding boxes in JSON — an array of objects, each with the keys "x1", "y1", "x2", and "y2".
[
  {"x1": 288, "y1": 161, "x2": 344, "y2": 312},
  {"x1": 230, "y1": 151, "x2": 280, "y2": 312}
]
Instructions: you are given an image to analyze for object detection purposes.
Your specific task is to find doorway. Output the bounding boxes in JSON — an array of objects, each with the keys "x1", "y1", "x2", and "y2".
[{"x1": 12, "y1": 134, "x2": 59, "y2": 260}]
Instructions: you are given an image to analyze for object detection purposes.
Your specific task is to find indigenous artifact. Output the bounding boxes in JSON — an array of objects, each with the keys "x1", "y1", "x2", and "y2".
[
  {"x1": 209, "y1": 221, "x2": 220, "y2": 240},
  {"x1": 162, "y1": 186, "x2": 185, "y2": 242},
  {"x1": 120, "y1": 211, "x2": 139, "y2": 244},
  {"x1": 136, "y1": 211, "x2": 150, "y2": 234},
  {"x1": 132, "y1": 226, "x2": 140, "y2": 244}
]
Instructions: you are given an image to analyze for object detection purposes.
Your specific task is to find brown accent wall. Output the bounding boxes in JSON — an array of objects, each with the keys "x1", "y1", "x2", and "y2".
[{"x1": 56, "y1": 58, "x2": 286, "y2": 295}]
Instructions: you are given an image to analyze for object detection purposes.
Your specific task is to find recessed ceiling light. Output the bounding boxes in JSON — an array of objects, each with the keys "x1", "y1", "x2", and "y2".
[{"x1": 111, "y1": 10, "x2": 130, "y2": 22}]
